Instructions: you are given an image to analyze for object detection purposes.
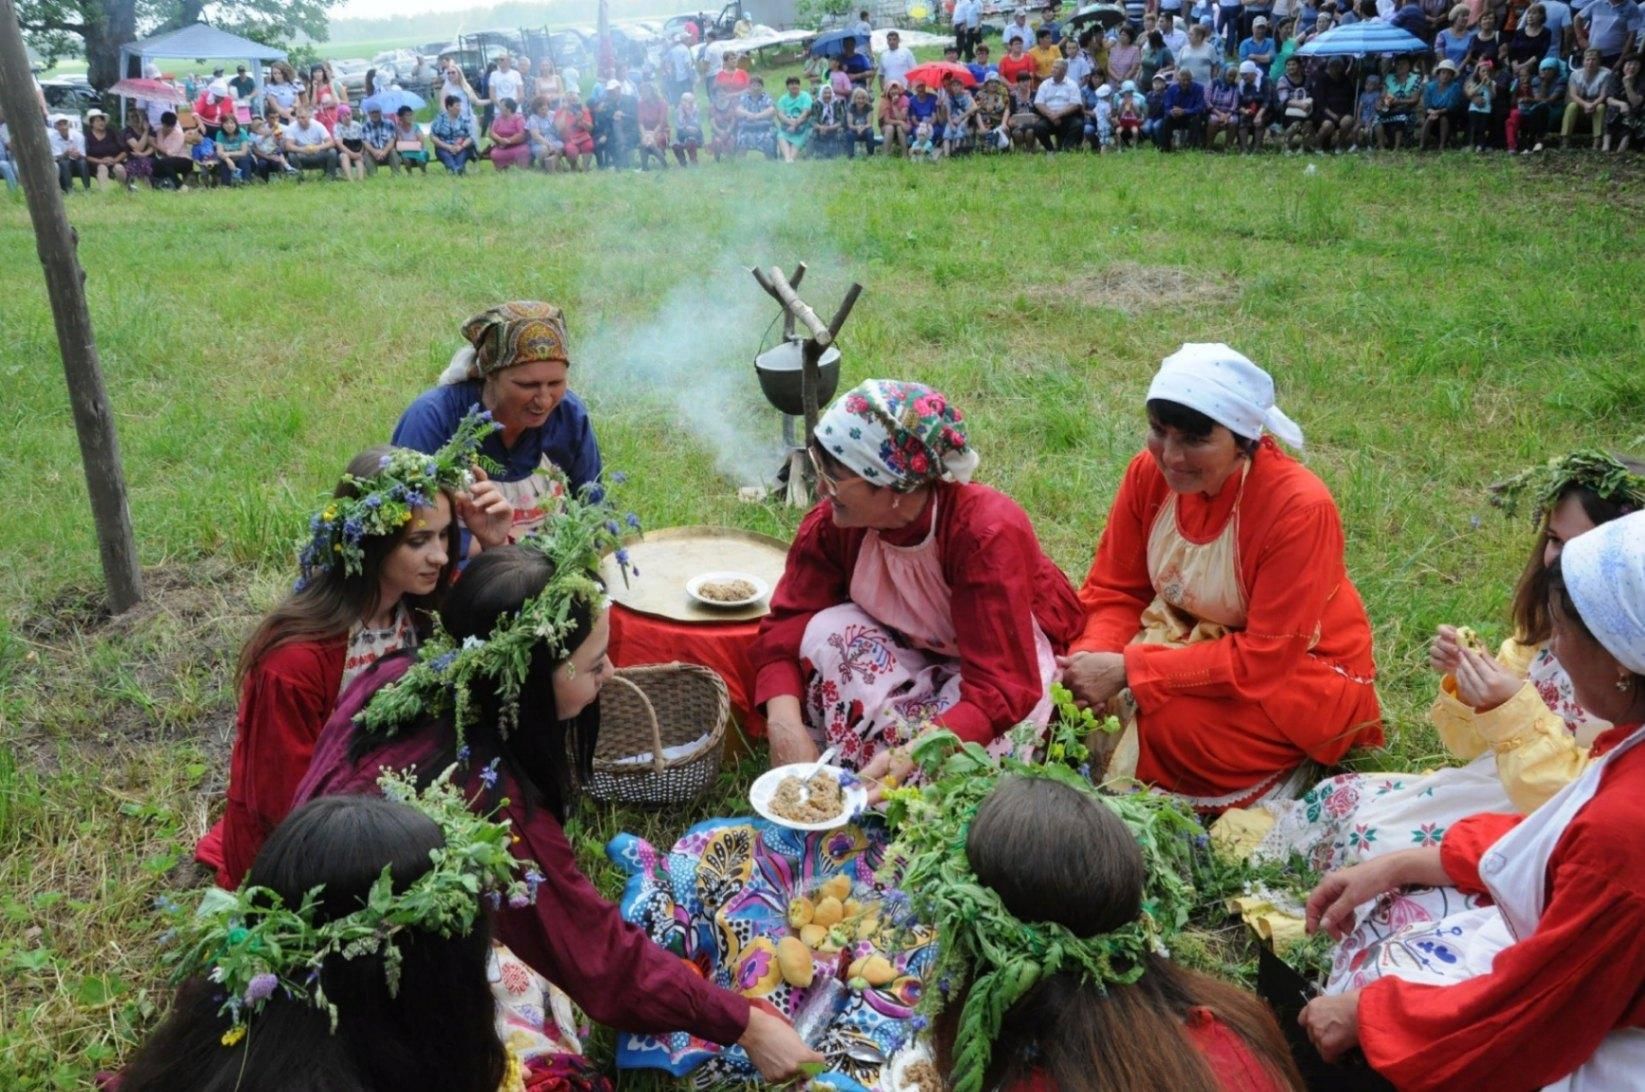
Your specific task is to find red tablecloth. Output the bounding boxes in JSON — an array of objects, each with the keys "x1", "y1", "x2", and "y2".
[{"x1": 608, "y1": 604, "x2": 767, "y2": 738}]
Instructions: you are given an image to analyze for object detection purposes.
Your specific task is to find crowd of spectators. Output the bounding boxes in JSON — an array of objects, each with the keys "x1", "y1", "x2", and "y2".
[{"x1": 3, "y1": 0, "x2": 1641, "y2": 194}]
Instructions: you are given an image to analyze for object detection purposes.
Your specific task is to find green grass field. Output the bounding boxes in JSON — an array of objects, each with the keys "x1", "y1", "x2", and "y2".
[{"x1": 0, "y1": 150, "x2": 1641, "y2": 1088}]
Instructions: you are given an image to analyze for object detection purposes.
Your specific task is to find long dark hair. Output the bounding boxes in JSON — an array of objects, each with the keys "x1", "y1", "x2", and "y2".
[
  {"x1": 1510, "y1": 456, "x2": 1644, "y2": 646},
  {"x1": 238, "y1": 447, "x2": 459, "y2": 685},
  {"x1": 934, "y1": 777, "x2": 1302, "y2": 1092},
  {"x1": 348, "y1": 545, "x2": 600, "y2": 823},
  {"x1": 120, "y1": 795, "x2": 505, "y2": 1092}
]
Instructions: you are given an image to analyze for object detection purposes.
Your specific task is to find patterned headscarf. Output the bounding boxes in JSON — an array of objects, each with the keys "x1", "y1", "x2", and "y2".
[
  {"x1": 814, "y1": 379, "x2": 979, "y2": 491},
  {"x1": 439, "y1": 301, "x2": 570, "y2": 386},
  {"x1": 1561, "y1": 510, "x2": 1645, "y2": 676}
]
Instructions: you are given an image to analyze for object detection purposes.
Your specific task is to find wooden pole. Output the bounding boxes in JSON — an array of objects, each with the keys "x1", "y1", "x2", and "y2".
[{"x1": 0, "y1": 0, "x2": 144, "y2": 613}]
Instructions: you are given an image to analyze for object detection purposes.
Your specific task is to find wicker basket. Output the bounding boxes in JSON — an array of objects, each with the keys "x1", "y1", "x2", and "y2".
[{"x1": 586, "y1": 663, "x2": 729, "y2": 806}]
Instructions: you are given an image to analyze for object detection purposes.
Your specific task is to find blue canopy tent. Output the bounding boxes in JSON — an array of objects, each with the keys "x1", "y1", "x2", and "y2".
[
  {"x1": 117, "y1": 23, "x2": 287, "y2": 116},
  {"x1": 1295, "y1": 22, "x2": 1430, "y2": 57}
]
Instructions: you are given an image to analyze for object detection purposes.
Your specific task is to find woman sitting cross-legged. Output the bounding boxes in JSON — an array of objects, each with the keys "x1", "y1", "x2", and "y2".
[
  {"x1": 291, "y1": 496, "x2": 821, "y2": 1081},
  {"x1": 1061, "y1": 344, "x2": 1382, "y2": 812},
  {"x1": 194, "y1": 417, "x2": 512, "y2": 888},
  {"x1": 1299, "y1": 509, "x2": 1645, "y2": 1090},
  {"x1": 750, "y1": 380, "x2": 1084, "y2": 779},
  {"x1": 123, "y1": 786, "x2": 606, "y2": 1091},
  {"x1": 909, "y1": 768, "x2": 1304, "y2": 1091},
  {"x1": 1242, "y1": 452, "x2": 1641, "y2": 992}
]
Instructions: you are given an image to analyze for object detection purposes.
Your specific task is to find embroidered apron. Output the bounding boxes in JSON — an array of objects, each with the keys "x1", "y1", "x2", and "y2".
[
  {"x1": 798, "y1": 494, "x2": 1057, "y2": 771},
  {"x1": 1478, "y1": 725, "x2": 1645, "y2": 1090},
  {"x1": 492, "y1": 460, "x2": 570, "y2": 540}
]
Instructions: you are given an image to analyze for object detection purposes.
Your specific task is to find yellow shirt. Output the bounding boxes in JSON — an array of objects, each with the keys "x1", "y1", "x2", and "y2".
[
  {"x1": 1029, "y1": 44, "x2": 1062, "y2": 79},
  {"x1": 1429, "y1": 636, "x2": 1591, "y2": 814}
]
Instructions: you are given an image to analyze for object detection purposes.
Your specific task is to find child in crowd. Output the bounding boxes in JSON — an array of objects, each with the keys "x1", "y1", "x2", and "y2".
[
  {"x1": 334, "y1": 103, "x2": 366, "y2": 181},
  {"x1": 1116, "y1": 79, "x2": 1144, "y2": 147},
  {"x1": 1143, "y1": 72, "x2": 1169, "y2": 142},
  {"x1": 1355, "y1": 72, "x2": 1382, "y2": 151},
  {"x1": 909, "y1": 118, "x2": 938, "y2": 159},
  {"x1": 249, "y1": 116, "x2": 297, "y2": 178},
  {"x1": 1087, "y1": 82, "x2": 1115, "y2": 150},
  {"x1": 1466, "y1": 59, "x2": 1495, "y2": 150},
  {"x1": 710, "y1": 87, "x2": 738, "y2": 161},
  {"x1": 846, "y1": 86, "x2": 878, "y2": 156},
  {"x1": 189, "y1": 133, "x2": 220, "y2": 185}
]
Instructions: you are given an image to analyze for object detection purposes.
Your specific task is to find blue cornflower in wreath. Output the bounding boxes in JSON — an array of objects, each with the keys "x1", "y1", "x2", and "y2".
[{"x1": 296, "y1": 408, "x2": 500, "y2": 588}]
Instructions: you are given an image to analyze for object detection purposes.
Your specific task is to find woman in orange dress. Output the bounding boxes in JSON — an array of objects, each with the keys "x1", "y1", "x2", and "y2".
[{"x1": 1061, "y1": 344, "x2": 1382, "y2": 811}]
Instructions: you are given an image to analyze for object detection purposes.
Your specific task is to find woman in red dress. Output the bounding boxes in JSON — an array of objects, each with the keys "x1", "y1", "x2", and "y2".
[
  {"x1": 1061, "y1": 343, "x2": 1382, "y2": 811},
  {"x1": 1300, "y1": 510, "x2": 1645, "y2": 1090},
  {"x1": 750, "y1": 379, "x2": 1083, "y2": 779},
  {"x1": 196, "y1": 432, "x2": 512, "y2": 888}
]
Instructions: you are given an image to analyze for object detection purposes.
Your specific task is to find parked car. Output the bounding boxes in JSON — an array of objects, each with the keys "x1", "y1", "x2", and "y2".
[
  {"x1": 40, "y1": 77, "x2": 102, "y2": 115},
  {"x1": 370, "y1": 48, "x2": 426, "y2": 90}
]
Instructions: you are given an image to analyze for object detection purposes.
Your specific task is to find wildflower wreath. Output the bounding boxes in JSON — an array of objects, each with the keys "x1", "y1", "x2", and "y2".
[
  {"x1": 297, "y1": 407, "x2": 500, "y2": 586},
  {"x1": 1490, "y1": 450, "x2": 1645, "y2": 526},
  {"x1": 160, "y1": 766, "x2": 535, "y2": 1042},
  {"x1": 353, "y1": 475, "x2": 638, "y2": 742},
  {"x1": 879, "y1": 719, "x2": 1202, "y2": 1092}
]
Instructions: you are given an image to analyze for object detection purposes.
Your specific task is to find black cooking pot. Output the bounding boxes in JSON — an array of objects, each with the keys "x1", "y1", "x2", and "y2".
[{"x1": 753, "y1": 340, "x2": 842, "y2": 418}]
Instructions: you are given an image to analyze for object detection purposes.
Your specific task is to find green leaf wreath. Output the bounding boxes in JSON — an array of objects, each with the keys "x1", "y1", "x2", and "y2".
[
  {"x1": 1489, "y1": 450, "x2": 1645, "y2": 527},
  {"x1": 878, "y1": 719, "x2": 1202, "y2": 1092},
  {"x1": 353, "y1": 474, "x2": 638, "y2": 742},
  {"x1": 158, "y1": 766, "x2": 535, "y2": 1044}
]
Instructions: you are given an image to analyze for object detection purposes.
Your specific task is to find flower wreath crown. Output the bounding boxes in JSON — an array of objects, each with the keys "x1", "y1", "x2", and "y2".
[
  {"x1": 879, "y1": 722, "x2": 1202, "y2": 1092},
  {"x1": 297, "y1": 408, "x2": 501, "y2": 588},
  {"x1": 1490, "y1": 450, "x2": 1645, "y2": 527},
  {"x1": 353, "y1": 476, "x2": 638, "y2": 743},
  {"x1": 160, "y1": 766, "x2": 536, "y2": 1043}
]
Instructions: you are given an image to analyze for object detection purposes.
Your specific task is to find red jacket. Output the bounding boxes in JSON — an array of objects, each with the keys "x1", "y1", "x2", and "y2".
[{"x1": 751, "y1": 481, "x2": 1084, "y2": 745}]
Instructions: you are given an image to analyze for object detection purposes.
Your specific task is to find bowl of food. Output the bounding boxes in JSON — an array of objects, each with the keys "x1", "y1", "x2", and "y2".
[
  {"x1": 687, "y1": 571, "x2": 770, "y2": 610},
  {"x1": 751, "y1": 763, "x2": 867, "y2": 831}
]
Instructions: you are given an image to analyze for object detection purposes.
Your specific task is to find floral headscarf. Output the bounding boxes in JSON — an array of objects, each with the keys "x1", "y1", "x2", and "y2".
[
  {"x1": 440, "y1": 300, "x2": 570, "y2": 386},
  {"x1": 814, "y1": 379, "x2": 979, "y2": 490}
]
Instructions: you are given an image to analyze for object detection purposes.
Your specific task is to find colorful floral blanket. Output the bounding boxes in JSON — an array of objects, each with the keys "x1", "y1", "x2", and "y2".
[{"x1": 609, "y1": 817, "x2": 936, "y2": 1089}]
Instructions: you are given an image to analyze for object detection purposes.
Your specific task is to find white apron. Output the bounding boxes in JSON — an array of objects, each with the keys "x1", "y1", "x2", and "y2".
[{"x1": 1477, "y1": 724, "x2": 1645, "y2": 1090}]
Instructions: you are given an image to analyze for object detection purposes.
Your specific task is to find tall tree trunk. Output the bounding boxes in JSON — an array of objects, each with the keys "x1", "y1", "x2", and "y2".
[
  {"x1": 83, "y1": 0, "x2": 137, "y2": 90},
  {"x1": 0, "y1": 0, "x2": 144, "y2": 613}
]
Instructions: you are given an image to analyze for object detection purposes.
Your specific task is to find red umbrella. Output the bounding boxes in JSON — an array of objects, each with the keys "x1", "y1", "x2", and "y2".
[
  {"x1": 903, "y1": 61, "x2": 975, "y2": 89},
  {"x1": 111, "y1": 78, "x2": 187, "y2": 104}
]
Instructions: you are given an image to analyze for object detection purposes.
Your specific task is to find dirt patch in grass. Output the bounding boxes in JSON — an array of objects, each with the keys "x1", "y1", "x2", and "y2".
[
  {"x1": 1028, "y1": 261, "x2": 1239, "y2": 316},
  {"x1": 9, "y1": 560, "x2": 257, "y2": 779}
]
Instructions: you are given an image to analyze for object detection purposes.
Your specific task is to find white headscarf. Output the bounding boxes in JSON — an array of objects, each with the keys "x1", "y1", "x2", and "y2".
[
  {"x1": 1145, "y1": 343, "x2": 1305, "y2": 449},
  {"x1": 1562, "y1": 510, "x2": 1645, "y2": 676}
]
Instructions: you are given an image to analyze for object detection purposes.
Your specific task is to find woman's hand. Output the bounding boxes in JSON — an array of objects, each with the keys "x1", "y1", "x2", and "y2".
[
  {"x1": 1452, "y1": 647, "x2": 1520, "y2": 713},
  {"x1": 1299, "y1": 990, "x2": 1362, "y2": 1063},
  {"x1": 1428, "y1": 624, "x2": 1462, "y2": 676},
  {"x1": 765, "y1": 697, "x2": 819, "y2": 768},
  {"x1": 458, "y1": 467, "x2": 514, "y2": 550},
  {"x1": 1056, "y1": 651, "x2": 1127, "y2": 709},
  {"x1": 1306, "y1": 849, "x2": 1447, "y2": 939},
  {"x1": 861, "y1": 745, "x2": 915, "y2": 805},
  {"x1": 738, "y1": 1002, "x2": 825, "y2": 1081}
]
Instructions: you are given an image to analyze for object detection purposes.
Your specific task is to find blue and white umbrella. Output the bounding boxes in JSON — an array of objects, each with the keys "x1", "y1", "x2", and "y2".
[
  {"x1": 809, "y1": 28, "x2": 871, "y2": 57},
  {"x1": 1296, "y1": 21, "x2": 1430, "y2": 57},
  {"x1": 361, "y1": 88, "x2": 427, "y2": 115}
]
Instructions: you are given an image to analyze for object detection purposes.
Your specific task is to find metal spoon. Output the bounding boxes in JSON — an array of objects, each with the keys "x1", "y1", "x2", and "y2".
[
  {"x1": 843, "y1": 1041, "x2": 888, "y2": 1066},
  {"x1": 795, "y1": 746, "x2": 838, "y2": 805}
]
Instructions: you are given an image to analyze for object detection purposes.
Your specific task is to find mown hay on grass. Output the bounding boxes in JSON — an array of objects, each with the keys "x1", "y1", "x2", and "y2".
[{"x1": 1028, "y1": 261, "x2": 1239, "y2": 317}]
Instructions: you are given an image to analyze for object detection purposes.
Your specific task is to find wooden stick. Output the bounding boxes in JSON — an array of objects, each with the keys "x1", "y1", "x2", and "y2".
[
  {"x1": 827, "y1": 283, "x2": 864, "y2": 340},
  {"x1": 766, "y1": 267, "x2": 831, "y2": 345},
  {"x1": 0, "y1": 0, "x2": 143, "y2": 614}
]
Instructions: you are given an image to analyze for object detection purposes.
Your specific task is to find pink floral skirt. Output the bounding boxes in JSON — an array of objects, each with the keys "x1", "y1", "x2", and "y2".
[{"x1": 797, "y1": 603, "x2": 1053, "y2": 772}]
